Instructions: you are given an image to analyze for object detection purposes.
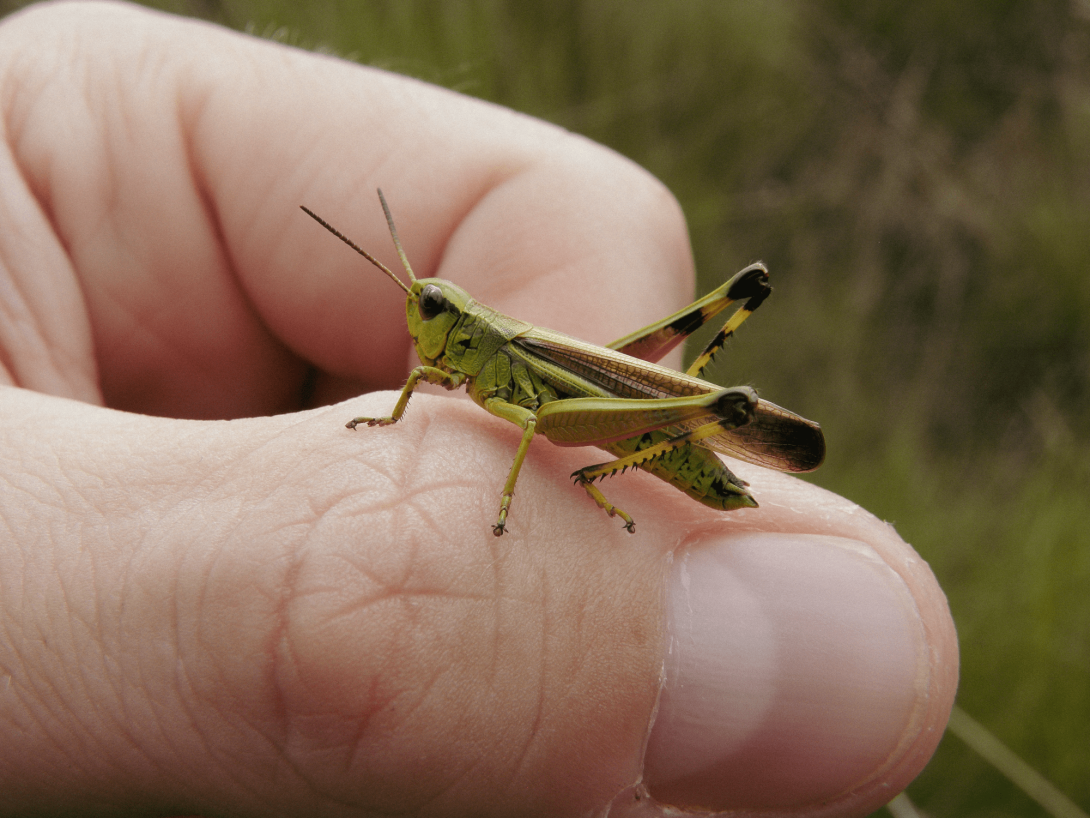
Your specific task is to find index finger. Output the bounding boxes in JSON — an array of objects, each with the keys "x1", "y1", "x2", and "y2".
[{"x1": 1, "y1": 2, "x2": 694, "y2": 417}]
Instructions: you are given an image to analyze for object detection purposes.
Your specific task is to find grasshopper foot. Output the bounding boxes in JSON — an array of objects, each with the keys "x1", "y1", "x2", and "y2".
[
  {"x1": 574, "y1": 475, "x2": 636, "y2": 533},
  {"x1": 493, "y1": 494, "x2": 513, "y2": 536},
  {"x1": 346, "y1": 417, "x2": 396, "y2": 429}
]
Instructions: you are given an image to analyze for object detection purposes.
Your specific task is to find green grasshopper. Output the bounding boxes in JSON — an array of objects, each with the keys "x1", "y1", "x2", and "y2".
[{"x1": 302, "y1": 191, "x2": 824, "y2": 536}]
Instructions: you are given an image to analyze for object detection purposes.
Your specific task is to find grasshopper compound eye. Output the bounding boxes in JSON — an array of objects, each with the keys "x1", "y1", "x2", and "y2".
[{"x1": 418, "y1": 284, "x2": 449, "y2": 321}]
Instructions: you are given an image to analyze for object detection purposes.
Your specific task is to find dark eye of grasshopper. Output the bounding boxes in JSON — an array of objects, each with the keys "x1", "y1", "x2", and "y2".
[{"x1": 418, "y1": 284, "x2": 450, "y2": 320}]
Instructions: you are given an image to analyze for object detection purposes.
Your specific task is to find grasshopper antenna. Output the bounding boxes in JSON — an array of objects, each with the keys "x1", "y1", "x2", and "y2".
[
  {"x1": 300, "y1": 197, "x2": 414, "y2": 295},
  {"x1": 375, "y1": 188, "x2": 417, "y2": 286}
]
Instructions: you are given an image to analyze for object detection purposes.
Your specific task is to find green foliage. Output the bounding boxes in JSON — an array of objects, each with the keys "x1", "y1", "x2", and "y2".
[{"x1": 11, "y1": 0, "x2": 1088, "y2": 813}]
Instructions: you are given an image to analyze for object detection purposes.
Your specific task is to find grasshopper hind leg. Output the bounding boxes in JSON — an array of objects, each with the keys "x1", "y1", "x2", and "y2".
[
  {"x1": 571, "y1": 408, "x2": 760, "y2": 530},
  {"x1": 572, "y1": 476, "x2": 637, "y2": 533}
]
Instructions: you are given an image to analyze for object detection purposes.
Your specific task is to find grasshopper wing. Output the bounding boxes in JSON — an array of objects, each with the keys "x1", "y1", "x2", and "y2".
[
  {"x1": 515, "y1": 328, "x2": 713, "y2": 400},
  {"x1": 695, "y1": 399, "x2": 825, "y2": 473},
  {"x1": 516, "y1": 328, "x2": 825, "y2": 473}
]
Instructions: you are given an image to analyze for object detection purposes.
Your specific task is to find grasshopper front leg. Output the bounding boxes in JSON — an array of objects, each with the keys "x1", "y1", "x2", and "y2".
[{"x1": 347, "y1": 366, "x2": 466, "y2": 428}]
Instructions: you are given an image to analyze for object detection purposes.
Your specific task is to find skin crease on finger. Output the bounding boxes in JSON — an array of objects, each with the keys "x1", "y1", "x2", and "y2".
[
  {"x1": 0, "y1": 3, "x2": 958, "y2": 818},
  {"x1": 0, "y1": 388, "x2": 669, "y2": 817}
]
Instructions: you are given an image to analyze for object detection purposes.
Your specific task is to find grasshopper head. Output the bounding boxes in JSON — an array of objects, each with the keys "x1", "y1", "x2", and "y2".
[{"x1": 406, "y1": 278, "x2": 472, "y2": 365}]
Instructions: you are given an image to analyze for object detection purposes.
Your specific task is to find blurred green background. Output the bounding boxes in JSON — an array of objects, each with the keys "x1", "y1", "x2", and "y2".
[{"x1": 6, "y1": 0, "x2": 1087, "y2": 814}]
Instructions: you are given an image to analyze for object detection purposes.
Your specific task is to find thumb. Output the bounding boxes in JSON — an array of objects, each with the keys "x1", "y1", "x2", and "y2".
[
  {"x1": 0, "y1": 386, "x2": 956, "y2": 817},
  {"x1": 0, "y1": 386, "x2": 662, "y2": 816}
]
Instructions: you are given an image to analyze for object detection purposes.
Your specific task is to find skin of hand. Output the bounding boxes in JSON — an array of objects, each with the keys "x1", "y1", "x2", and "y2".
[{"x1": 0, "y1": 2, "x2": 958, "y2": 817}]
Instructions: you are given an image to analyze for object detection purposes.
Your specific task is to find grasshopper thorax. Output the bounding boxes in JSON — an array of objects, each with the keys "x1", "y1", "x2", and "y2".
[{"x1": 407, "y1": 278, "x2": 473, "y2": 365}]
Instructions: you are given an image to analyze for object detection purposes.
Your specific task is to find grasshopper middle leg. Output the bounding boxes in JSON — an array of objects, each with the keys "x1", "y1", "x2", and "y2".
[{"x1": 481, "y1": 398, "x2": 540, "y2": 536}]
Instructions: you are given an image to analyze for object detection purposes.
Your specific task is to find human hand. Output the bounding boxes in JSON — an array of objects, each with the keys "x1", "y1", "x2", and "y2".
[{"x1": 0, "y1": 3, "x2": 957, "y2": 816}]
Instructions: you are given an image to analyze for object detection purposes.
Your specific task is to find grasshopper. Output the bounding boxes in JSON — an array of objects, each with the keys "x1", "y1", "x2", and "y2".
[{"x1": 302, "y1": 191, "x2": 824, "y2": 536}]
